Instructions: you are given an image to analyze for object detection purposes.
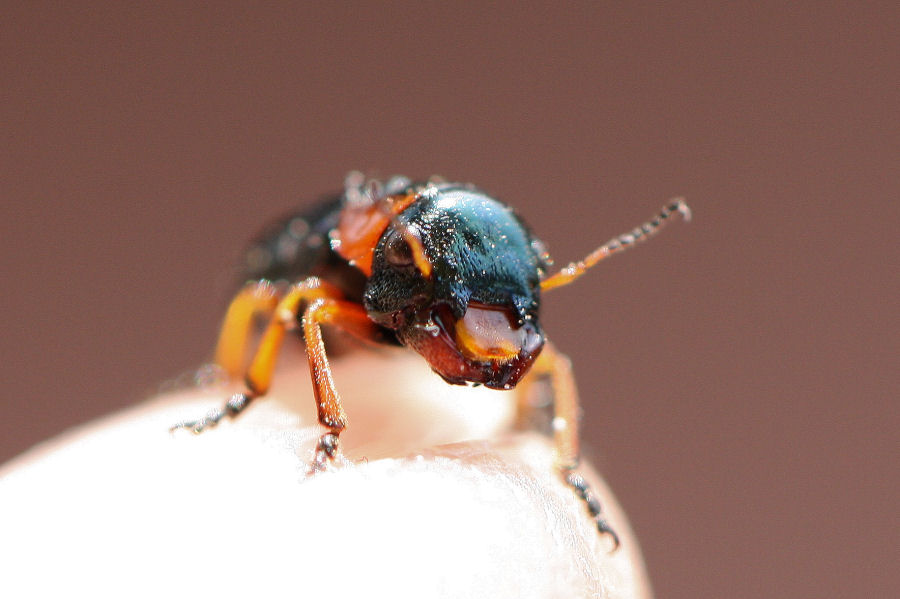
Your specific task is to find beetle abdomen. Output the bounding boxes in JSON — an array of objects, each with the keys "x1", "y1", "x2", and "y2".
[{"x1": 239, "y1": 194, "x2": 367, "y2": 302}]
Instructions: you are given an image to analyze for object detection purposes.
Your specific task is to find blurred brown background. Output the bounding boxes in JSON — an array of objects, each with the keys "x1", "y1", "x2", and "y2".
[{"x1": 2, "y1": 3, "x2": 897, "y2": 597}]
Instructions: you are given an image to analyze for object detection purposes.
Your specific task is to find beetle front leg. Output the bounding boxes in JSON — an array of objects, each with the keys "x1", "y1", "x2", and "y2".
[
  {"x1": 301, "y1": 298, "x2": 385, "y2": 471},
  {"x1": 524, "y1": 343, "x2": 620, "y2": 549}
]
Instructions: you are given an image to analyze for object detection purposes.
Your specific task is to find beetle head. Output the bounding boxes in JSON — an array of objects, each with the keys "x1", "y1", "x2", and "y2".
[{"x1": 363, "y1": 187, "x2": 548, "y2": 389}]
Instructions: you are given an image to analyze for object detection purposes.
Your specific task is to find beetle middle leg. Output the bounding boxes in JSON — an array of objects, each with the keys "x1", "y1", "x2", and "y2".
[
  {"x1": 521, "y1": 343, "x2": 620, "y2": 549},
  {"x1": 213, "y1": 279, "x2": 282, "y2": 379}
]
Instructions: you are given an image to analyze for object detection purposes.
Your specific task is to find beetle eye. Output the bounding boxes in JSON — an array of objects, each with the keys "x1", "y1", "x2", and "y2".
[{"x1": 384, "y1": 231, "x2": 414, "y2": 267}]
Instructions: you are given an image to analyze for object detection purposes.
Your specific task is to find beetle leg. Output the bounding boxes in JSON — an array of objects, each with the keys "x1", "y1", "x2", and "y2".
[
  {"x1": 564, "y1": 470, "x2": 620, "y2": 550},
  {"x1": 213, "y1": 280, "x2": 281, "y2": 379},
  {"x1": 170, "y1": 277, "x2": 344, "y2": 434},
  {"x1": 522, "y1": 343, "x2": 620, "y2": 549},
  {"x1": 300, "y1": 298, "x2": 386, "y2": 471},
  {"x1": 523, "y1": 343, "x2": 580, "y2": 469}
]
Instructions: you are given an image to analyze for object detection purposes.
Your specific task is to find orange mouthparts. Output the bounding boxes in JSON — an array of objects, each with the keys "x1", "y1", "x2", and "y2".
[{"x1": 399, "y1": 303, "x2": 543, "y2": 390}]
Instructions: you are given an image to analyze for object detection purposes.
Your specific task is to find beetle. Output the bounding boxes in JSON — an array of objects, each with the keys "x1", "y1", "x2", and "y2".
[{"x1": 171, "y1": 172, "x2": 690, "y2": 548}]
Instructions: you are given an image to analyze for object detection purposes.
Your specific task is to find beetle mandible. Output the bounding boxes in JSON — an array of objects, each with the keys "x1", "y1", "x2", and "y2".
[{"x1": 171, "y1": 172, "x2": 691, "y2": 548}]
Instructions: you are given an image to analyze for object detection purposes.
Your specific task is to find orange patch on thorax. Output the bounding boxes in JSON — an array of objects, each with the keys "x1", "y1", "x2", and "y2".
[{"x1": 332, "y1": 193, "x2": 418, "y2": 275}]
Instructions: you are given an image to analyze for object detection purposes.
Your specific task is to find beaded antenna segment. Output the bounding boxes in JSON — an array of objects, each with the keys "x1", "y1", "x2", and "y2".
[{"x1": 541, "y1": 199, "x2": 691, "y2": 291}]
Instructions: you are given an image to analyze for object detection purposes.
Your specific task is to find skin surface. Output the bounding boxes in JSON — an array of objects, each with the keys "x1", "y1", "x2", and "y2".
[{"x1": 0, "y1": 349, "x2": 651, "y2": 599}]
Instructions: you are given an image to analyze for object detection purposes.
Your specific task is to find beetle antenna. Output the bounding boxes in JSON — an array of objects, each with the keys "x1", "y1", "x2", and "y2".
[{"x1": 541, "y1": 198, "x2": 691, "y2": 291}]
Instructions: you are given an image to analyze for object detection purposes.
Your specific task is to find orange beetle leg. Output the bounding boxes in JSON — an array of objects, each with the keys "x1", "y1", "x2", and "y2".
[
  {"x1": 213, "y1": 280, "x2": 281, "y2": 379},
  {"x1": 301, "y1": 298, "x2": 385, "y2": 470},
  {"x1": 172, "y1": 277, "x2": 344, "y2": 435},
  {"x1": 518, "y1": 343, "x2": 621, "y2": 549}
]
